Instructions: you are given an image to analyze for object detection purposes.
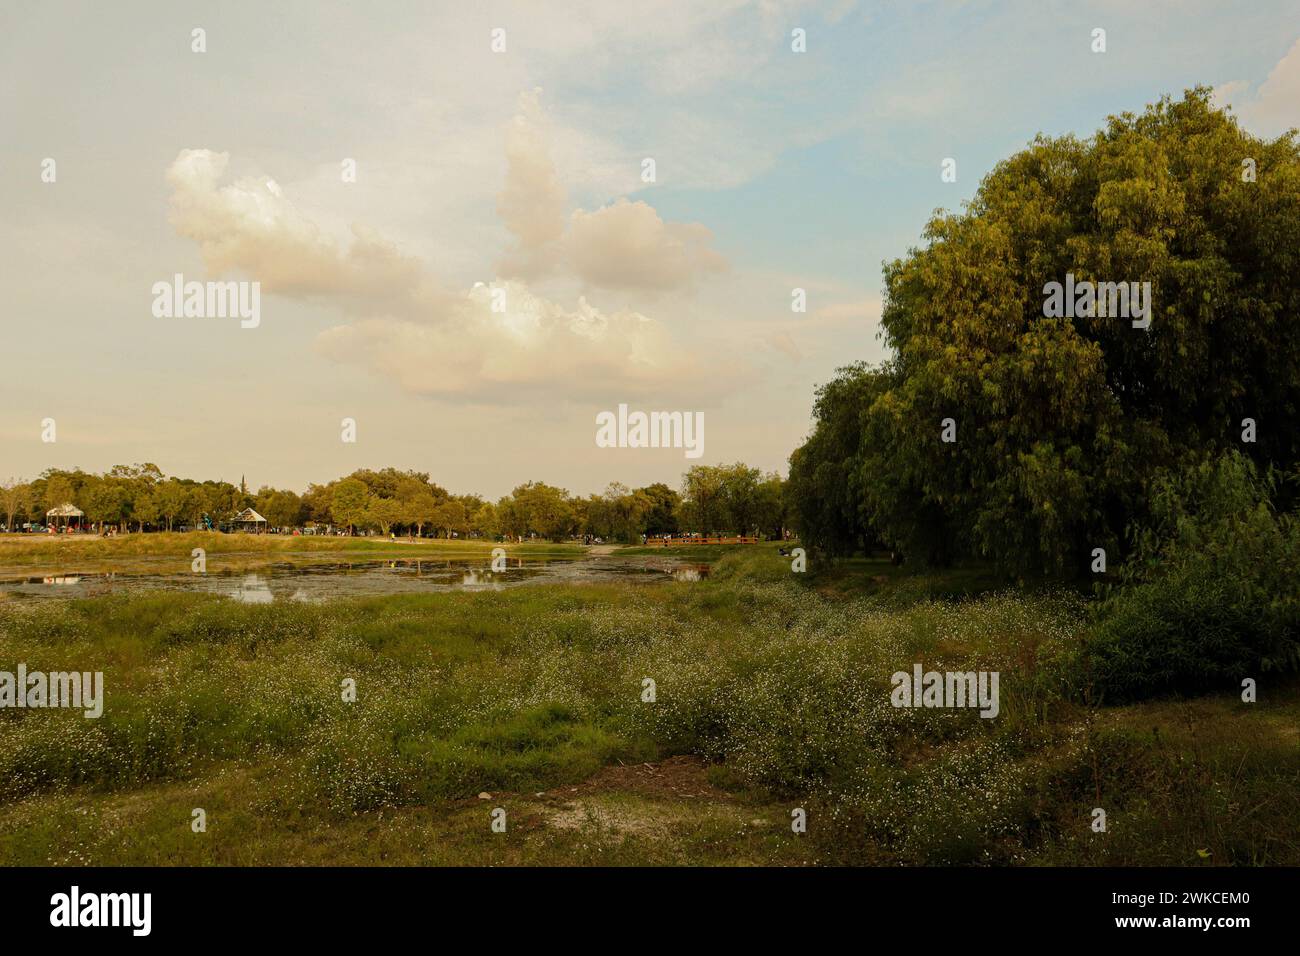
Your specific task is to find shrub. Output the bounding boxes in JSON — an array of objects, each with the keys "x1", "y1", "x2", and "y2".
[{"x1": 1078, "y1": 452, "x2": 1300, "y2": 701}]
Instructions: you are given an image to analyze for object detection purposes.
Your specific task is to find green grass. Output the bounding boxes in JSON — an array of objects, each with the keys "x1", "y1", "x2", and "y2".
[{"x1": 0, "y1": 542, "x2": 1295, "y2": 866}]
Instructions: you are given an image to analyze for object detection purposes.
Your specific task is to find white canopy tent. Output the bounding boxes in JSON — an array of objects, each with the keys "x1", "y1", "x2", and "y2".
[
  {"x1": 231, "y1": 507, "x2": 268, "y2": 533},
  {"x1": 46, "y1": 502, "x2": 85, "y2": 530}
]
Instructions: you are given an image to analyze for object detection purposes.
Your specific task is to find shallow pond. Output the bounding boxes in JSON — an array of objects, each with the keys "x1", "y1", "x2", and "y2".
[{"x1": 0, "y1": 555, "x2": 710, "y2": 602}]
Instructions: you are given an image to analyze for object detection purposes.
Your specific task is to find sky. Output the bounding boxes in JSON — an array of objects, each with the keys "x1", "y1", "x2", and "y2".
[{"x1": 2, "y1": 0, "x2": 1298, "y2": 498}]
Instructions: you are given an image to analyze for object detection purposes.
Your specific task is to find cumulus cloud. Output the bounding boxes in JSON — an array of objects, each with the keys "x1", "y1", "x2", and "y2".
[
  {"x1": 163, "y1": 146, "x2": 739, "y2": 404},
  {"x1": 567, "y1": 199, "x2": 727, "y2": 291},
  {"x1": 1213, "y1": 37, "x2": 1300, "y2": 137},
  {"x1": 316, "y1": 281, "x2": 732, "y2": 403},
  {"x1": 495, "y1": 90, "x2": 728, "y2": 291},
  {"x1": 166, "y1": 149, "x2": 453, "y2": 319},
  {"x1": 497, "y1": 89, "x2": 568, "y2": 281}
]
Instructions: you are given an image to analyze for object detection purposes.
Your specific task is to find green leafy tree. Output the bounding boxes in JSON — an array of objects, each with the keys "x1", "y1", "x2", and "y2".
[
  {"x1": 132, "y1": 485, "x2": 161, "y2": 532},
  {"x1": 260, "y1": 489, "x2": 305, "y2": 530},
  {"x1": 302, "y1": 482, "x2": 336, "y2": 524},
  {"x1": 680, "y1": 466, "x2": 729, "y2": 533},
  {"x1": 637, "y1": 483, "x2": 680, "y2": 535},
  {"x1": 330, "y1": 478, "x2": 369, "y2": 535},
  {"x1": 404, "y1": 489, "x2": 438, "y2": 537},
  {"x1": 156, "y1": 479, "x2": 188, "y2": 531},
  {"x1": 43, "y1": 474, "x2": 76, "y2": 513},
  {"x1": 787, "y1": 363, "x2": 894, "y2": 557},
  {"x1": 510, "y1": 482, "x2": 576, "y2": 540},
  {"x1": 431, "y1": 499, "x2": 466, "y2": 537},
  {"x1": 1, "y1": 479, "x2": 29, "y2": 532},
  {"x1": 598, "y1": 483, "x2": 654, "y2": 543},
  {"x1": 794, "y1": 88, "x2": 1300, "y2": 574},
  {"x1": 471, "y1": 501, "x2": 500, "y2": 538},
  {"x1": 718, "y1": 464, "x2": 762, "y2": 535},
  {"x1": 86, "y1": 482, "x2": 128, "y2": 533},
  {"x1": 367, "y1": 496, "x2": 404, "y2": 535},
  {"x1": 753, "y1": 472, "x2": 786, "y2": 539}
]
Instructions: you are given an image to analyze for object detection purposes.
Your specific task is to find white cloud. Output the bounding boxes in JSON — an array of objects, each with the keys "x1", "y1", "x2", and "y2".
[
  {"x1": 164, "y1": 144, "x2": 741, "y2": 405},
  {"x1": 497, "y1": 89, "x2": 569, "y2": 281},
  {"x1": 316, "y1": 280, "x2": 736, "y2": 404},
  {"x1": 166, "y1": 149, "x2": 453, "y2": 320},
  {"x1": 494, "y1": 90, "x2": 729, "y2": 291},
  {"x1": 567, "y1": 199, "x2": 728, "y2": 291},
  {"x1": 1213, "y1": 37, "x2": 1300, "y2": 137}
]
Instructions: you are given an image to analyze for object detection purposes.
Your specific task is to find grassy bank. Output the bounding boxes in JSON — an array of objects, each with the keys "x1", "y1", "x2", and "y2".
[
  {"x1": 0, "y1": 531, "x2": 583, "y2": 568},
  {"x1": 0, "y1": 544, "x2": 1295, "y2": 865}
]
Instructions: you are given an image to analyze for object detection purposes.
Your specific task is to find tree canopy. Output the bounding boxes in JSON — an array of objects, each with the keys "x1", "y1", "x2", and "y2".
[{"x1": 791, "y1": 89, "x2": 1300, "y2": 575}]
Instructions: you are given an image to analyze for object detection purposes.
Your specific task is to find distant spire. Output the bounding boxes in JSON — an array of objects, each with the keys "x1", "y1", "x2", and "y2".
[{"x1": 241, "y1": 474, "x2": 247, "y2": 494}]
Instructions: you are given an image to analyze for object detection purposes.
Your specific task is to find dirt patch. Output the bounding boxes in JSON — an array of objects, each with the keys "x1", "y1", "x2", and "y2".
[
  {"x1": 462, "y1": 755, "x2": 729, "y2": 808},
  {"x1": 539, "y1": 756, "x2": 750, "y2": 840},
  {"x1": 546, "y1": 802, "x2": 671, "y2": 837},
  {"x1": 563, "y1": 755, "x2": 729, "y2": 801}
]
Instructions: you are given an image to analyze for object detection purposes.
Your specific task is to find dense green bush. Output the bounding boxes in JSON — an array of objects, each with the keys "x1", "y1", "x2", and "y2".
[{"x1": 1077, "y1": 452, "x2": 1300, "y2": 701}]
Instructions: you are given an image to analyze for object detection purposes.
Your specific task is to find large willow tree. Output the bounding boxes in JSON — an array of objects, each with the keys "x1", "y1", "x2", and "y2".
[{"x1": 792, "y1": 88, "x2": 1300, "y2": 575}]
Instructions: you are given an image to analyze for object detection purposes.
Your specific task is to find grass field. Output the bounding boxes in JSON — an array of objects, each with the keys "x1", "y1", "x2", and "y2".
[{"x1": 0, "y1": 544, "x2": 1295, "y2": 866}]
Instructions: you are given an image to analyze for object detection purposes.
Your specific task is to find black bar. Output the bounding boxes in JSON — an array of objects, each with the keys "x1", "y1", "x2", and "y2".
[{"x1": 0, "y1": 866, "x2": 1286, "y2": 941}]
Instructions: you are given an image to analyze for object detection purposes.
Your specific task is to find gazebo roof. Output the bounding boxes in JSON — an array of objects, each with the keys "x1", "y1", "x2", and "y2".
[
  {"x1": 232, "y1": 507, "x2": 267, "y2": 523},
  {"x1": 46, "y1": 503, "x2": 84, "y2": 517}
]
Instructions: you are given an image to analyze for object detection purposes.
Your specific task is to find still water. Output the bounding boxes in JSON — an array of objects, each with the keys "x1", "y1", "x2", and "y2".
[{"x1": 0, "y1": 556, "x2": 709, "y2": 603}]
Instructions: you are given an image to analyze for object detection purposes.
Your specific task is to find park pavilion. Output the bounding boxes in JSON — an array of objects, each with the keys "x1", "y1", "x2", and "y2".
[
  {"x1": 45, "y1": 503, "x2": 85, "y2": 530},
  {"x1": 231, "y1": 507, "x2": 268, "y2": 533}
]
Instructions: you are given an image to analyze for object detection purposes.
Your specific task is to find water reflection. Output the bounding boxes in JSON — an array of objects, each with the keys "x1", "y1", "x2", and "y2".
[
  {"x1": 670, "y1": 566, "x2": 709, "y2": 582},
  {"x1": 2, "y1": 555, "x2": 707, "y2": 602},
  {"x1": 460, "y1": 569, "x2": 505, "y2": 588},
  {"x1": 229, "y1": 574, "x2": 273, "y2": 604}
]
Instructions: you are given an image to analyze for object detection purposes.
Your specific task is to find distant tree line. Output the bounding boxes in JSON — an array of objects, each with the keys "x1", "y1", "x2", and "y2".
[{"x1": 0, "y1": 463, "x2": 787, "y2": 543}]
